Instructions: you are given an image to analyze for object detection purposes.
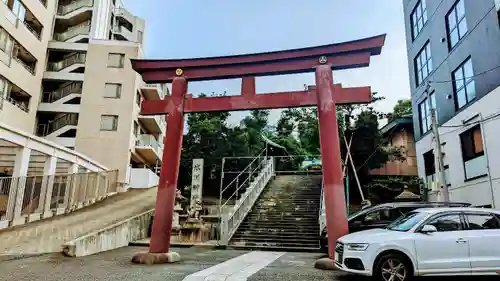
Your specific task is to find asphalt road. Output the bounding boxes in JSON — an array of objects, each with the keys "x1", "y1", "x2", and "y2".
[{"x1": 0, "y1": 246, "x2": 497, "y2": 281}]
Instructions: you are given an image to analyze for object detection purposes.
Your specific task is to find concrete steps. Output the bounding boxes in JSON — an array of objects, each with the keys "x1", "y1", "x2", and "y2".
[{"x1": 229, "y1": 175, "x2": 322, "y2": 251}]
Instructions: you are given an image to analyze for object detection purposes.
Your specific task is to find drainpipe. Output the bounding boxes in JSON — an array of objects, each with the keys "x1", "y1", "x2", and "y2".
[{"x1": 478, "y1": 113, "x2": 496, "y2": 208}]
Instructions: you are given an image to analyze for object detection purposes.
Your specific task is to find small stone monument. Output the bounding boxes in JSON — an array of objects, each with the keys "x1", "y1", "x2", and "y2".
[{"x1": 178, "y1": 159, "x2": 209, "y2": 243}]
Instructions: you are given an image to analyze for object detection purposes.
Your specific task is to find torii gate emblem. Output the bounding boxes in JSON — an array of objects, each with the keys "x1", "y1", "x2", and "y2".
[{"x1": 130, "y1": 34, "x2": 386, "y2": 265}]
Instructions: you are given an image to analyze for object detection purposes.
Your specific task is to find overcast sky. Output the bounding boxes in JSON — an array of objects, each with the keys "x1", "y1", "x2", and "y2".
[{"x1": 122, "y1": 0, "x2": 411, "y2": 126}]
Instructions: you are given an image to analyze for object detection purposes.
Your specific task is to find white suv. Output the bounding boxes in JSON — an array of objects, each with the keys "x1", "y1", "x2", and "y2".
[{"x1": 334, "y1": 207, "x2": 500, "y2": 281}]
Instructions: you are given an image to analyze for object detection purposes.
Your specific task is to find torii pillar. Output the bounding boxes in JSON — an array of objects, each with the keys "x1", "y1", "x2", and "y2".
[{"x1": 129, "y1": 34, "x2": 386, "y2": 265}]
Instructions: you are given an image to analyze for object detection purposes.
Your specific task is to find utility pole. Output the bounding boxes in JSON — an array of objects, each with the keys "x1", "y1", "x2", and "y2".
[{"x1": 425, "y1": 83, "x2": 449, "y2": 202}]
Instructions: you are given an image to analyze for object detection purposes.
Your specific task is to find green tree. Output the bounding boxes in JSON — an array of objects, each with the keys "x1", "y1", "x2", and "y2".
[{"x1": 388, "y1": 99, "x2": 412, "y2": 120}]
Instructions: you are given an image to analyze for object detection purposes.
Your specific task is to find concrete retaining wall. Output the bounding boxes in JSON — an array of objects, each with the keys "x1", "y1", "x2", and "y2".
[{"x1": 62, "y1": 209, "x2": 154, "y2": 257}]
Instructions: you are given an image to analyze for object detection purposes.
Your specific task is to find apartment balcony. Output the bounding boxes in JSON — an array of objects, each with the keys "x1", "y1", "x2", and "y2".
[
  {"x1": 23, "y1": 8, "x2": 43, "y2": 41},
  {"x1": 138, "y1": 115, "x2": 164, "y2": 135},
  {"x1": 12, "y1": 43, "x2": 37, "y2": 75},
  {"x1": 3, "y1": 85, "x2": 31, "y2": 113},
  {"x1": 115, "y1": 7, "x2": 135, "y2": 26},
  {"x1": 134, "y1": 134, "x2": 163, "y2": 165},
  {"x1": 113, "y1": 24, "x2": 134, "y2": 42},
  {"x1": 53, "y1": 21, "x2": 90, "y2": 43},
  {"x1": 141, "y1": 83, "x2": 166, "y2": 101}
]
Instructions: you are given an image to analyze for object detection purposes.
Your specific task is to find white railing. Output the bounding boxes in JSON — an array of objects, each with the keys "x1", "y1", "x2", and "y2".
[
  {"x1": 0, "y1": 170, "x2": 119, "y2": 225},
  {"x1": 144, "y1": 83, "x2": 166, "y2": 99},
  {"x1": 136, "y1": 134, "x2": 162, "y2": 156},
  {"x1": 218, "y1": 152, "x2": 274, "y2": 245}
]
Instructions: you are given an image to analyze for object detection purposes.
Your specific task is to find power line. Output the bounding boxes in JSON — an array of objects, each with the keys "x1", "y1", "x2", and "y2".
[
  {"x1": 418, "y1": 4, "x2": 496, "y2": 88},
  {"x1": 428, "y1": 64, "x2": 500, "y2": 84}
]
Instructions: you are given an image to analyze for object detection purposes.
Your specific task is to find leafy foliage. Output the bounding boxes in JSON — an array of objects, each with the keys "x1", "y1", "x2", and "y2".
[{"x1": 178, "y1": 91, "x2": 413, "y2": 203}]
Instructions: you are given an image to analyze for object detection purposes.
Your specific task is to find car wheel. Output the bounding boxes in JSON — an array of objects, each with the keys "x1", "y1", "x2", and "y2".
[{"x1": 374, "y1": 253, "x2": 412, "y2": 281}]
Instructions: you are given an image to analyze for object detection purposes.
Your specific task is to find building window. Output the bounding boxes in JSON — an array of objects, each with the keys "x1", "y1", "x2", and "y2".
[
  {"x1": 100, "y1": 115, "x2": 118, "y2": 131},
  {"x1": 414, "y1": 42, "x2": 432, "y2": 86},
  {"x1": 104, "y1": 83, "x2": 121, "y2": 98},
  {"x1": 465, "y1": 213, "x2": 500, "y2": 230},
  {"x1": 446, "y1": 0, "x2": 467, "y2": 49},
  {"x1": 107, "y1": 53, "x2": 124, "y2": 68},
  {"x1": 423, "y1": 149, "x2": 435, "y2": 186},
  {"x1": 0, "y1": 27, "x2": 13, "y2": 55},
  {"x1": 137, "y1": 30, "x2": 143, "y2": 44},
  {"x1": 460, "y1": 125, "x2": 486, "y2": 180},
  {"x1": 410, "y1": 0, "x2": 427, "y2": 40},
  {"x1": 453, "y1": 57, "x2": 475, "y2": 109},
  {"x1": 418, "y1": 92, "x2": 436, "y2": 134}
]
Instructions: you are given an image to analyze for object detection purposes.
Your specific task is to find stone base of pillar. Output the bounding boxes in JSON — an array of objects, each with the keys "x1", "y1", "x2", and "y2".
[
  {"x1": 131, "y1": 251, "x2": 181, "y2": 264},
  {"x1": 0, "y1": 220, "x2": 8, "y2": 230},
  {"x1": 314, "y1": 257, "x2": 338, "y2": 270},
  {"x1": 55, "y1": 208, "x2": 65, "y2": 215},
  {"x1": 11, "y1": 216, "x2": 27, "y2": 226},
  {"x1": 28, "y1": 213, "x2": 41, "y2": 222},
  {"x1": 42, "y1": 211, "x2": 54, "y2": 219}
]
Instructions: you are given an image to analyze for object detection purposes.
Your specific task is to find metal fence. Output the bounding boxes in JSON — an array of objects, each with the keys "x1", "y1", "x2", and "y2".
[
  {"x1": 273, "y1": 155, "x2": 322, "y2": 175},
  {"x1": 0, "y1": 170, "x2": 118, "y2": 224}
]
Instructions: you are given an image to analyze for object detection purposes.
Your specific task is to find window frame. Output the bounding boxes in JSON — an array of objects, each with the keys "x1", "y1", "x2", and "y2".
[
  {"x1": 445, "y1": 0, "x2": 467, "y2": 50},
  {"x1": 100, "y1": 115, "x2": 118, "y2": 131},
  {"x1": 107, "y1": 53, "x2": 125, "y2": 68},
  {"x1": 416, "y1": 212, "x2": 465, "y2": 232},
  {"x1": 418, "y1": 91, "x2": 436, "y2": 134},
  {"x1": 410, "y1": 0, "x2": 428, "y2": 40},
  {"x1": 459, "y1": 124, "x2": 486, "y2": 180},
  {"x1": 452, "y1": 57, "x2": 475, "y2": 109},
  {"x1": 414, "y1": 41, "x2": 433, "y2": 86},
  {"x1": 104, "y1": 83, "x2": 122, "y2": 99},
  {"x1": 463, "y1": 212, "x2": 500, "y2": 230}
]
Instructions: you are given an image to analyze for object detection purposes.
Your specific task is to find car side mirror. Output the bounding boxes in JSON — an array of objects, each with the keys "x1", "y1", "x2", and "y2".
[{"x1": 421, "y1": 224, "x2": 437, "y2": 234}]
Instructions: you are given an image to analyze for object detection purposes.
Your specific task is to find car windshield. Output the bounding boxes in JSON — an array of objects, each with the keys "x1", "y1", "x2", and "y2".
[{"x1": 385, "y1": 211, "x2": 429, "y2": 232}]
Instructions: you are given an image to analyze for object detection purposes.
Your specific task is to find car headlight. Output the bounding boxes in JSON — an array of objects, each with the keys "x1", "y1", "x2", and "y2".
[{"x1": 346, "y1": 243, "x2": 369, "y2": 251}]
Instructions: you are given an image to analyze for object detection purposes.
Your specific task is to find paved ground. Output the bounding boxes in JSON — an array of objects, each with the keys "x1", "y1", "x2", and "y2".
[
  {"x1": 1, "y1": 246, "x2": 493, "y2": 281},
  {"x1": 0, "y1": 188, "x2": 157, "y2": 255}
]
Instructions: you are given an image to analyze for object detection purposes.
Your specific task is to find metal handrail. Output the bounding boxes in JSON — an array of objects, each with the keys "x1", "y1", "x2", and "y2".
[
  {"x1": 13, "y1": 57, "x2": 35, "y2": 74},
  {"x1": 44, "y1": 114, "x2": 78, "y2": 136},
  {"x1": 23, "y1": 22, "x2": 41, "y2": 40},
  {"x1": 219, "y1": 157, "x2": 274, "y2": 245},
  {"x1": 4, "y1": 95, "x2": 29, "y2": 112},
  {"x1": 220, "y1": 148, "x2": 267, "y2": 206},
  {"x1": 47, "y1": 53, "x2": 86, "y2": 71},
  {"x1": 53, "y1": 21, "x2": 90, "y2": 41},
  {"x1": 57, "y1": 0, "x2": 93, "y2": 15},
  {"x1": 42, "y1": 82, "x2": 82, "y2": 103}
]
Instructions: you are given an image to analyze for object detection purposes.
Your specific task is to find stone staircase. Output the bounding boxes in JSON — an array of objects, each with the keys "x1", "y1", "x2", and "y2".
[{"x1": 229, "y1": 175, "x2": 322, "y2": 251}]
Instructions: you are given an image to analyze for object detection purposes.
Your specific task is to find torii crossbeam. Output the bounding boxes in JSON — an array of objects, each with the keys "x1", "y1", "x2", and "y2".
[{"x1": 130, "y1": 34, "x2": 386, "y2": 264}]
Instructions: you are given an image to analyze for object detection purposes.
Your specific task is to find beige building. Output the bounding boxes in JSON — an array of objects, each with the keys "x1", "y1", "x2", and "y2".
[{"x1": 0, "y1": 0, "x2": 164, "y2": 186}]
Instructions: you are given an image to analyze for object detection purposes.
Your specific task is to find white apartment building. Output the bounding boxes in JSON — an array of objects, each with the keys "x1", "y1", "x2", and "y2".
[
  {"x1": 0, "y1": 0, "x2": 164, "y2": 187},
  {"x1": 403, "y1": 0, "x2": 500, "y2": 207}
]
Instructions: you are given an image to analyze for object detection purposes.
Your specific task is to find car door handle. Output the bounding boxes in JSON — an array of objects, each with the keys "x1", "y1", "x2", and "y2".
[{"x1": 456, "y1": 238, "x2": 468, "y2": 244}]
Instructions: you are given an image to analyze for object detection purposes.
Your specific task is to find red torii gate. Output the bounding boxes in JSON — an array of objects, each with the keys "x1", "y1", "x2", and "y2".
[{"x1": 131, "y1": 34, "x2": 385, "y2": 264}]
